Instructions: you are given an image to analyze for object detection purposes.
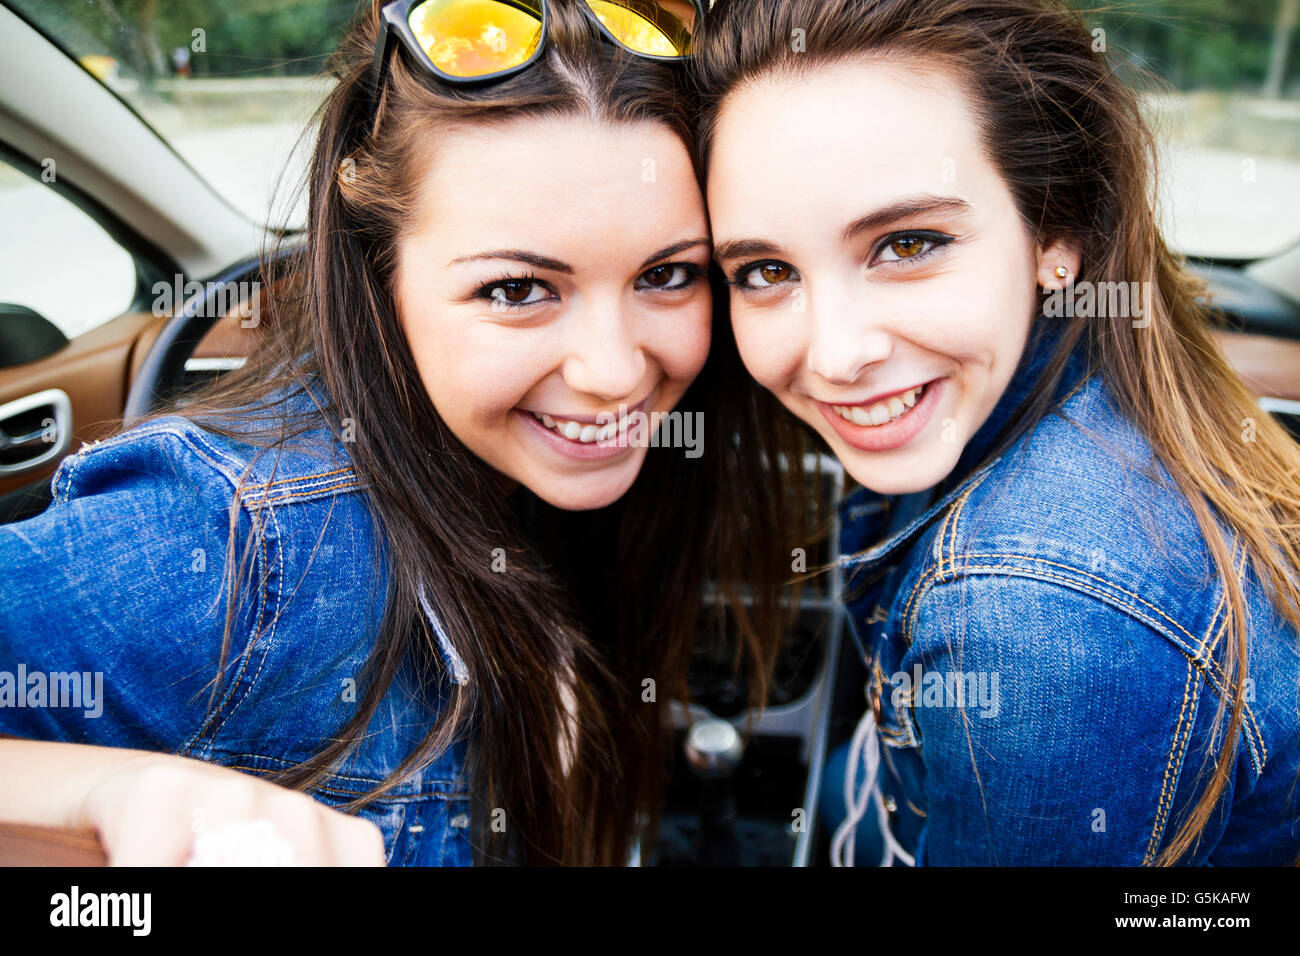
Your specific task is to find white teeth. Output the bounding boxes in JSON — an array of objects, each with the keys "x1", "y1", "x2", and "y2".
[
  {"x1": 529, "y1": 409, "x2": 630, "y2": 444},
  {"x1": 831, "y1": 383, "x2": 926, "y2": 428}
]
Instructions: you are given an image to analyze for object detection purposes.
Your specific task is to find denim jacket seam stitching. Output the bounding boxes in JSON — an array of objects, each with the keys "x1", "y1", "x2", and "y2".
[
  {"x1": 949, "y1": 550, "x2": 1268, "y2": 764},
  {"x1": 872, "y1": 656, "x2": 920, "y2": 745},
  {"x1": 186, "y1": 505, "x2": 277, "y2": 750},
  {"x1": 902, "y1": 565, "x2": 943, "y2": 647},
  {"x1": 948, "y1": 483, "x2": 980, "y2": 572},
  {"x1": 58, "y1": 422, "x2": 210, "y2": 468},
  {"x1": 226, "y1": 763, "x2": 466, "y2": 800},
  {"x1": 58, "y1": 426, "x2": 242, "y2": 502},
  {"x1": 931, "y1": 508, "x2": 956, "y2": 579},
  {"x1": 123, "y1": 430, "x2": 264, "y2": 756},
  {"x1": 242, "y1": 470, "x2": 361, "y2": 501},
  {"x1": 1200, "y1": 542, "x2": 1268, "y2": 773},
  {"x1": 178, "y1": 506, "x2": 269, "y2": 756},
  {"x1": 246, "y1": 466, "x2": 355, "y2": 490},
  {"x1": 1199, "y1": 536, "x2": 1243, "y2": 658},
  {"x1": 390, "y1": 803, "x2": 409, "y2": 865},
  {"x1": 180, "y1": 428, "x2": 252, "y2": 480},
  {"x1": 246, "y1": 481, "x2": 364, "y2": 508},
  {"x1": 1144, "y1": 656, "x2": 1200, "y2": 864},
  {"x1": 908, "y1": 560, "x2": 1266, "y2": 768},
  {"x1": 212, "y1": 500, "x2": 285, "y2": 734},
  {"x1": 222, "y1": 751, "x2": 465, "y2": 790},
  {"x1": 181, "y1": 428, "x2": 353, "y2": 498}
]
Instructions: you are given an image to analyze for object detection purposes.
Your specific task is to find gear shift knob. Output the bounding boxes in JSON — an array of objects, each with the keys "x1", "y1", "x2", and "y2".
[{"x1": 684, "y1": 718, "x2": 745, "y2": 779}]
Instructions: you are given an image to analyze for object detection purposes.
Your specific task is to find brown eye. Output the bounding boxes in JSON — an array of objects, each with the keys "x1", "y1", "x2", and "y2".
[
  {"x1": 500, "y1": 280, "x2": 534, "y2": 303},
  {"x1": 735, "y1": 260, "x2": 798, "y2": 291},
  {"x1": 643, "y1": 265, "x2": 673, "y2": 287},
  {"x1": 479, "y1": 276, "x2": 552, "y2": 310},
  {"x1": 890, "y1": 237, "x2": 927, "y2": 259}
]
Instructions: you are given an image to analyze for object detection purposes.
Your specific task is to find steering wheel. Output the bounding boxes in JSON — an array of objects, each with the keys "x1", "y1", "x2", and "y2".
[{"x1": 123, "y1": 245, "x2": 301, "y2": 423}]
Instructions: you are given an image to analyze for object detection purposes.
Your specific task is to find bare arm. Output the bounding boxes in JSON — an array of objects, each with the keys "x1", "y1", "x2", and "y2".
[{"x1": 0, "y1": 736, "x2": 385, "y2": 866}]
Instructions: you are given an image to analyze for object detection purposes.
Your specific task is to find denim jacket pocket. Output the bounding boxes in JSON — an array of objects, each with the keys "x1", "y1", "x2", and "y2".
[{"x1": 210, "y1": 751, "x2": 472, "y2": 866}]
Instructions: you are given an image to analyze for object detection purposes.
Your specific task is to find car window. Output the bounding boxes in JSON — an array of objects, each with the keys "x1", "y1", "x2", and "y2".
[
  {"x1": 0, "y1": 158, "x2": 136, "y2": 339},
  {"x1": 8, "y1": 0, "x2": 1298, "y2": 261},
  {"x1": 1076, "y1": 0, "x2": 1300, "y2": 260},
  {"x1": 7, "y1": 0, "x2": 355, "y2": 232}
]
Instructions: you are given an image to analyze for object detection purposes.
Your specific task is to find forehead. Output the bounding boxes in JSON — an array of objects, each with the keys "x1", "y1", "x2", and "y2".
[
  {"x1": 706, "y1": 58, "x2": 1000, "y2": 229},
  {"x1": 407, "y1": 115, "x2": 705, "y2": 253}
]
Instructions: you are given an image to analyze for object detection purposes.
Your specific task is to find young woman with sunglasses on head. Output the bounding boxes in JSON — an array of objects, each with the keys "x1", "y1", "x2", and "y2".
[
  {"x1": 0, "y1": 0, "x2": 801, "y2": 866},
  {"x1": 695, "y1": 0, "x2": 1300, "y2": 865}
]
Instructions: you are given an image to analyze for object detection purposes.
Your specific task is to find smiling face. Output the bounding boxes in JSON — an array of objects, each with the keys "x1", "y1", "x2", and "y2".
[
  {"x1": 394, "y1": 115, "x2": 712, "y2": 511},
  {"x1": 707, "y1": 58, "x2": 1078, "y2": 496}
]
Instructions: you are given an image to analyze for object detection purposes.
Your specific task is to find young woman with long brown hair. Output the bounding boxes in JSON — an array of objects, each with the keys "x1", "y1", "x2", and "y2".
[
  {"x1": 0, "y1": 0, "x2": 800, "y2": 866},
  {"x1": 694, "y1": 0, "x2": 1300, "y2": 864}
]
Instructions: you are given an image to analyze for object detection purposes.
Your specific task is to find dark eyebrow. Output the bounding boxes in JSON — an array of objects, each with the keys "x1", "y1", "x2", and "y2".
[
  {"x1": 840, "y1": 196, "x2": 972, "y2": 243},
  {"x1": 714, "y1": 196, "x2": 972, "y2": 265},
  {"x1": 712, "y1": 238, "x2": 786, "y2": 265},
  {"x1": 639, "y1": 237, "x2": 711, "y2": 269},
  {"x1": 447, "y1": 250, "x2": 574, "y2": 273},
  {"x1": 447, "y1": 238, "x2": 711, "y2": 274}
]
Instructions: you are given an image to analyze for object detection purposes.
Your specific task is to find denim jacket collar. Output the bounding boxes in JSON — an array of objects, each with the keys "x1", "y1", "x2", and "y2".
[
  {"x1": 838, "y1": 317, "x2": 1094, "y2": 576},
  {"x1": 275, "y1": 372, "x2": 471, "y2": 686}
]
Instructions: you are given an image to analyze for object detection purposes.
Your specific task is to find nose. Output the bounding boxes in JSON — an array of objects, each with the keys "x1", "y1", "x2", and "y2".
[
  {"x1": 561, "y1": 298, "x2": 649, "y2": 401},
  {"x1": 803, "y1": 280, "x2": 893, "y2": 385}
]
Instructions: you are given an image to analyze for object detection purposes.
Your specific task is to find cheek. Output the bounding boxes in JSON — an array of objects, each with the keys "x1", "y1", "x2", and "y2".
[
  {"x1": 406, "y1": 318, "x2": 545, "y2": 427},
  {"x1": 730, "y1": 305, "x2": 804, "y2": 391},
  {"x1": 655, "y1": 299, "x2": 713, "y2": 382}
]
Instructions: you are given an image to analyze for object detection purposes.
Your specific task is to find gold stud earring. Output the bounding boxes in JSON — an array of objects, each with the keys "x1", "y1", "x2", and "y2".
[{"x1": 1055, "y1": 266, "x2": 1069, "y2": 280}]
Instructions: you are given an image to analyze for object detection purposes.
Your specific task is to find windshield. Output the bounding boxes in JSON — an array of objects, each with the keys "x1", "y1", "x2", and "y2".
[
  {"x1": 7, "y1": 0, "x2": 358, "y2": 231},
  {"x1": 7, "y1": 0, "x2": 1300, "y2": 258}
]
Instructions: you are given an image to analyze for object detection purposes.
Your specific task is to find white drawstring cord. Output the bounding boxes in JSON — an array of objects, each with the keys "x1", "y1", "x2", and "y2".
[{"x1": 830, "y1": 701, "x2": 916, "y2": 867}]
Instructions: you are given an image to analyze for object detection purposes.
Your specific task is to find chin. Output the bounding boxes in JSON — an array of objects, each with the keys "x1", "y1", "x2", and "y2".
[
  {"x1": 527, "y1": 460, "x2": 643, "y2": 511},
  {"x1": 839, "y1": 445, "x2": 961, "y2": 498}
]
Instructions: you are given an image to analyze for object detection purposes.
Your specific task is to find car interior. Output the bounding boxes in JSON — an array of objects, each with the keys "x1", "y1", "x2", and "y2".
[{"x1": 2, "y1": 1, "x2": 1299, "y2": 866}]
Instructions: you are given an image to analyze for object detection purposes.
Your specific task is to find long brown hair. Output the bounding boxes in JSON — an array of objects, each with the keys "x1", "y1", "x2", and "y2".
[
  {"x1": 129, "y1": 0, "x2": 805, "y2": 865},
  {"x1": 692, "y1": 0, "x2": 1300, "y2": 865}
]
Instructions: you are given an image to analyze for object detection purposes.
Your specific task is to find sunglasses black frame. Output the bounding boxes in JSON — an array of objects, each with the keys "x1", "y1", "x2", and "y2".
[{"x1": 367, "y1": 0, "x2": 704, "y2": 119}]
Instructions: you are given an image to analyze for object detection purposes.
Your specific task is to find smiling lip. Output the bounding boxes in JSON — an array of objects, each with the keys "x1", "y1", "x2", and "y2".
[
  {"x1": 516, "y1": 395, "x2": 652, "y2": 462},
  {"x1": 817, "y1": 377, "x2": 944, "y2": 453},
  {"x1": 833, "y1": 379, "x2": 937, "y2": 409},
  {"x1": 521, "y1": 395, "x2": 651, "y2": 426}
]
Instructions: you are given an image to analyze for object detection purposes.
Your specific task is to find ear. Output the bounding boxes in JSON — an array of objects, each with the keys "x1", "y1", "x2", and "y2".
[{"x1": 1035, "y1": 239, "x2": 1082, "y2": 290}]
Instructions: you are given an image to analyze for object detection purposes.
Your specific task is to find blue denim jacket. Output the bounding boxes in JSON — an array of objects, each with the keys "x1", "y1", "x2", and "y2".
[
  {"x1": 837, "y1": 320, "x2": 1300, "y2": 865},
  {"x1": 0, "y1": 377, "x2": 473, "y2": 866}
]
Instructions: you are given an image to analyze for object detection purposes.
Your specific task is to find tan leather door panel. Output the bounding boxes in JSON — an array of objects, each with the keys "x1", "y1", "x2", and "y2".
[
  {"x1": 1210, "y1": 329, "x2": 1300, "y2": 402},
  {"x1": 0, "y1": 309, "x2": 162, "y2": 497}
]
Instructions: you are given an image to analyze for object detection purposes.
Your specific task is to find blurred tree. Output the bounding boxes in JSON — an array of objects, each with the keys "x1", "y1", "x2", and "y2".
[
  {"x1": 1075, "y1": 0, "x2": 1295, "y2": 93},
  {"x1": 11, "y1": 0, "x2": 1296, "y2": 93},
  {"x1": 1263, "y1": 0, "x2": 1298, "y2": 97}
]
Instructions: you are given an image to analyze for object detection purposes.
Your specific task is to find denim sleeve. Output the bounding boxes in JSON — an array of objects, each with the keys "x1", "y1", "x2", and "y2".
[
  {"x1": 904, "y1": 573, "x2": 1222, "y2": 865},
  {"x1": 0, "y1": 428, "x2": 262, "y2": 753}
]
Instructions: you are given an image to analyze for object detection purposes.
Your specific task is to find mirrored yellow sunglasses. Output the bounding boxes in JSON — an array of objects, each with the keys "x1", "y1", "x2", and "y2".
[{"x1": 368, "y1": 0, "x2": 703, "y2": 115}]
